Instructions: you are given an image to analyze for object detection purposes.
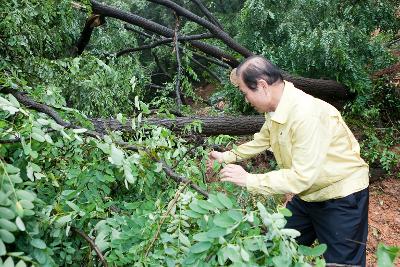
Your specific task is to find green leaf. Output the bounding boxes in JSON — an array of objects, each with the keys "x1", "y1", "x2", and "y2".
[
  {"x1": 278, "y1": 207, "x2": 293, "y2": 217},
  {"x1": 15, "y1": 260, "x2": 27, "y2": 267},
  {"x1": 0, "y1": 207, "x2": 15, "y2": 220},
  {"x1": 197, "y1": 200, "x2": 216, "y2": 211},
  {"x1": 0, "y1": 239, "x2": 6, "y2": 256},
  {"x1": 8, "y1": 94, "x2": 20, "y2": 108},
  {"x1": 217, "y1": 193, "x2": 232, "y2": 209},
  {"x1": 240, "y1": 247, "x2": 250, "y2": 262},
  {"x1": 206, "y1": 227, "x2": 227, "y2": 238},
  {"x1": 30, "y1": 239, "x2": 46, "y2": 249},
  {"x1": 0, "y1": 218, "x2": 18, "y2": 232},
  {"x1": 56, "y1": 214, "x2": 72, "y2": 225},
  {"x1": 31, "y1": 133, "x2": 45, "y2": 142},
  {"x1": 0, "y1": 229, "x2": 15, "y2": 243},
  {"x1": 298, "y1": 244, "x2": 327, "y2": 257},
  {"x1": 193, "y1": 232, "x2": 212, "y2": 242},
  {"x1": 15, "y1": 217, "x2": 25, "y2": 231},
  {"x1": 223, "y1": 245, "x2": 240, "y2": 263},
  {"x1": 208, "y1": 194, "x2": 225, "y2": 209},
  {"x1": 227, "y1": 210, "x2": 243, "y2": 222},
  {"x1": 108, "y1": 144, "x2": 124, "y2": 166},
  {"x1": 19, "y1": 200, "x2": 34, "y2": 210},
  {"x1": 16, "y1": 190, "x2": 36, "y2": 202},
  {"x1": 5, "y1": 164, "x2": 20, "y2": 174},
  {"x1": 272, "y1": 255, "x2": 291, "y2": 267},
  {"x1": 183, "y1": 210, "x2": 202, "y2": 218},
  {"x1": 72, "y1": 128, "x2": 87, "y2": 134},
  {"x1": 281, "y1": 228, "x2": 301, "y2": 238},
  {"x1": 189, "y1": 201, "x2": 208, "y2": 214},
  {"x1": 190, "y1": 242, "x2": 212, "y2": 254},
  {"x1": 154, "y1": 162, "x2": 163, "y2": 173},
  {"x1": 377, "y1": 243, "x2": 400, "y2": 267},
  {"x1": 212, "y1": 161, "x2": 221, "y2": 172},
  {"x1": 66, "y1": 201, "x2": 80, "y2": 212},
  {"x1": 123, "y1": 162, "x2": 136, "y2": 184},
  {"x1": 179, "y1": 233, "x2": 191, "y2": 247},
  {"x1": 3, "y1": 256, "x2": 14, "y2": 267},
  {"x1": 213, "y1": 213, "x2": 236, "y2": 228}
]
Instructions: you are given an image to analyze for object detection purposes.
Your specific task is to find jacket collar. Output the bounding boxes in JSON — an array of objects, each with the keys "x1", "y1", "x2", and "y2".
[{"x1": 270, "y1": 80, "x2": 294, "y2": 124}]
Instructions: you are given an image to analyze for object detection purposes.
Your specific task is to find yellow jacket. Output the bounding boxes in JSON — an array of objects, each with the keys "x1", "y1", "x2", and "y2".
[{"x1": 222, "y1": 81, "x2": 369, "y2": 202}]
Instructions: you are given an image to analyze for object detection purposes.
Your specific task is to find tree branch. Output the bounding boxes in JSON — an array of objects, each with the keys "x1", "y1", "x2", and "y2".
[
  {"x1": 147, "y1": 0, "x2": 252, "y2": 57},
  {"x1": 73, "y1": 14, "x2": 106, "y2": 56},
  {"x1": 190, "y1": 56, "x2": 222, "y2": 83},
  {"x1": 116, "y1": 33, "x2": 214, "y2": 57},
  {"x1": 0, "y1": 87, "x2": 100, "y2": 139},
  {"x1": 71, "y1": 227, "x2": 108, "y2": 267},
  {"x1": 90, "y1": 0, "x2": 239, "y2": 67},
  {"x1": 173, "y1": 13, "x2": 183, "y2": 108},
  {"x1": 190, "y1": 0, "x2": 224, "y2": 30}
]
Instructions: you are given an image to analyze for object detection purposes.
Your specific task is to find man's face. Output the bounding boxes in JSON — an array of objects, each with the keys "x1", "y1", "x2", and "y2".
[{"x1": 237, "y1": 76, "x2": 273, "y2": 113}]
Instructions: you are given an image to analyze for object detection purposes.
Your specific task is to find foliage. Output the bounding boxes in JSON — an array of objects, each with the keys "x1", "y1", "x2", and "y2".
[
  {"x1": 376, "y1": 243, "x2": 400, "y2": 267},
  {"x1": 0, "y1": 90, "x2": 326, "y2": 265},
  {"x1": 345, "y1": 77, "x2": 400, "y2": 174},
  {"x1": 0, "y1": 0, "x2": 399, "y2": 265}
]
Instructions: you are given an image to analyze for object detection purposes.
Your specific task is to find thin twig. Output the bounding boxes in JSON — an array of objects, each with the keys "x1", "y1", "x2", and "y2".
[
  {"x1": 144, "y1": 180, "x2": 191, "y2": 256},
  {"x1": 161, "y1": 160, "x2": 209, "y2": 198},
  {"x1": 173, "y1": 13, "x2": 183, "y2": 108},
  {"x1": 71, "y1": 227, "x2": 108, "y2": 267},
  {"x1": 116, "y1": 33, "x2": 213, "y2": 57},
  {"x1": 190, "y1": 0, "x2": 224, "y2": 30},
  {"x1": 190, "y1": 56, "x2": 222, "y2": 83}
]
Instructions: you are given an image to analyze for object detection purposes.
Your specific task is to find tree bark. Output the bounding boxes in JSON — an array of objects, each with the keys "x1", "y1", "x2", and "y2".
[{"x1": 91, "y1": 115, "x2": 266, "y2": 136}]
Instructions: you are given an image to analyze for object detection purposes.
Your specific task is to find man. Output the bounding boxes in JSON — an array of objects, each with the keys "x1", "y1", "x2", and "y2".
[{"x1": 208, "y1": 55, "x2": 369, "y2": 266}]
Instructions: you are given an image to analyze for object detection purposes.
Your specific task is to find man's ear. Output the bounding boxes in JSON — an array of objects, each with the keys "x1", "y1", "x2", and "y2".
[{"x1": 257, "y1": 79, "x2": 269, "y2": 90}]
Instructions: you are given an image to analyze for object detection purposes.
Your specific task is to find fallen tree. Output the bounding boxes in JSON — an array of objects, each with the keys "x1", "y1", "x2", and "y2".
[
  {"x1": 92, "y1": 115, "x2": 266, "y2": 136},
  {"x1": 71, "y1": 0, "x2": 354, "y2": 105}
]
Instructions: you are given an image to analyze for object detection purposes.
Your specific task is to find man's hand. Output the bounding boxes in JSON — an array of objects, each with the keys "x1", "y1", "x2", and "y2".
[
  {"x1": 207, "y1": 151, "x2": 224, "y2": 171},
  {"x1": 220, "y1": 164, "x2": 249, "y2": 187}
]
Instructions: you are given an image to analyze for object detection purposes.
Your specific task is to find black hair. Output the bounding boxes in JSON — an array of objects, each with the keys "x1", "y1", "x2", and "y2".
[{"x1": 237, "y1": 55, "x2": 283, "y2": 91}]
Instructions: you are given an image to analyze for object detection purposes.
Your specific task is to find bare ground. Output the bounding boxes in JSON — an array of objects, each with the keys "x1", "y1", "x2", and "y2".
[{"x1": 367, "y1": 177, "x2": 400, "y2": 266}]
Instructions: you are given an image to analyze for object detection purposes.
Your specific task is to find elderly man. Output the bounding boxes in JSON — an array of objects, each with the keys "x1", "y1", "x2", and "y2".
[{"x1": 208, "y1": 55, "x2": 369, "y2": 266}]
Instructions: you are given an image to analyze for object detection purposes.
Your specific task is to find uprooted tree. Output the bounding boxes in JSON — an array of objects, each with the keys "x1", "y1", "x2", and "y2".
[{"x1": 1, "y1": 0, "x2": 399, "y2": 266}]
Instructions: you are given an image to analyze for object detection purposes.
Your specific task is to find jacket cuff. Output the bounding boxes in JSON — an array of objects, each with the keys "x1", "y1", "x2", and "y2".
[
  {"x1": 222, "y1": 151, "x2": 238, "y2": 164},
  {"x1": 246, "y1": 174, "x2": 261, "y2": 193}
]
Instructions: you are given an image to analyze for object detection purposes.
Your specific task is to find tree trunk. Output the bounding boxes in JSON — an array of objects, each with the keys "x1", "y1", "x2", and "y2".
[{"x1": 92, "y1": 115, "x2": 266, "y2": 136}]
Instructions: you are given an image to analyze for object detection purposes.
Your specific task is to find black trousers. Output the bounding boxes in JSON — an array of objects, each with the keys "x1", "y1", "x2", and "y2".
[{"x1": 285, "y1": 188, "x2": 369, "y2": 266}]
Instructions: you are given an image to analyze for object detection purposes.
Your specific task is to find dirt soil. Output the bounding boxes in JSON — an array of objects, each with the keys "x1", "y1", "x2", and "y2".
[{"x1": 367, "y1": 177, "x2": 400, "y2": 266}]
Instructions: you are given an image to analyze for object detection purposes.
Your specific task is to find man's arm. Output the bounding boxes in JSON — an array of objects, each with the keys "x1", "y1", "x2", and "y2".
[
  {"x1": 245, "y1": 115, "x2": 331, "y2": 195},
  {"x1": 221, "y1": 120, "x2": 271, "y2": 164}
]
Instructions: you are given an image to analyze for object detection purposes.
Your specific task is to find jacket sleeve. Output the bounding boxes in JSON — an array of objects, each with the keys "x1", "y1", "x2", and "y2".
[
  {"x1": 222, "y1": 120, "x2": 271, "y2": 164},
  {"x1": 246, "y1": 115, "x2": 331, "y2": 195}
]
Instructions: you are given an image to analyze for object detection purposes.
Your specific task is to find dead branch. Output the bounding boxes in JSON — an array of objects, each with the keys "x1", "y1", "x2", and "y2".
[
  {"x1": 190, "y1": 56, "x2": 222, "y2": 83},
  {"x1": 190, "y1": 0, "x2": 224, "y2": 30},
  {"x1": 116, "y1": 32, "x2": 214, "y2": 57},
  {"x1": 91, "y1": 1, "x2": 351, "y2": 102},
  {"x1": 73, "y1": 14, "x2": 106, "y2": 56},
  {"x1": 147, "y1": 0, "x2": 252, "y2": 57},
  {"x1": 0, "y1": 87, "x2": 100, "y2": 139},
  {"x1": 124, "y1": 24, "x2": 153, "y2": 39},
  {"x1": 90, "y1": 0, "x2": 239, "y2": 67},
  {"x1": 192, "y1": 51, "x2": 230, "y2": 69},
  {"x1": 1, "y1": 87, "x2": 70, "y2": 127},
  {"x1": 173, "y1": 13, "x2": 183, "y2": 108},
  {"x1": 71, "y1": 227, "x2": 108, "y2": 267},
  {"x1": 161, "y1": 160, "x2": 209, "y2": 197}
]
